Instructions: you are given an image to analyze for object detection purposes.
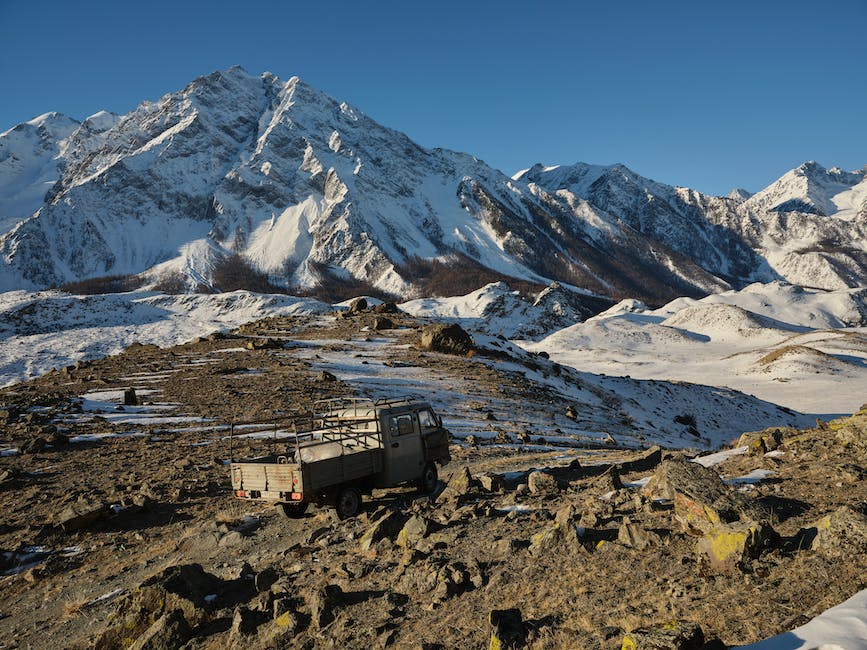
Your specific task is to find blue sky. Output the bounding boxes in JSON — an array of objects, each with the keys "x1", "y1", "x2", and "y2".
[{"x1": 1, "y1": 0, "x2": 865, "y2": 195}]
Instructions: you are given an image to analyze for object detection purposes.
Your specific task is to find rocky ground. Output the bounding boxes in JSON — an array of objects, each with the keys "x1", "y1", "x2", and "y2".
[{"x1": 0, "y1": 306, "x2": 865, "y2": 649}]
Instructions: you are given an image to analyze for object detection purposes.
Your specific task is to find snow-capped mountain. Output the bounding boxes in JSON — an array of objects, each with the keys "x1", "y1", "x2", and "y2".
[
  {"x1": 0, "y1": 67, "x2": 864, "y2": 302},
  {"x1": 522, "y1": 160, "x2": 867, "y2": 291},
  {"x1": 0, "y1": 112, "x2": 79, "y2": 231}
]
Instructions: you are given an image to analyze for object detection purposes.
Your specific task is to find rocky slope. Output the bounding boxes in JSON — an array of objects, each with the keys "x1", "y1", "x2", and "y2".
[
  {"x1": 0, "y1": 310, "x2": 864, "y2": 649},
  {"x1": 1, "y1": 68, "x2": 863, "y2": 304}
]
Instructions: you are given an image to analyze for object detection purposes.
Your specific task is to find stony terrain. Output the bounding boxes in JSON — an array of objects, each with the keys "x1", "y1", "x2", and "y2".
[{"x1": 0, "y1": 307, "x2": 865, "y2": 649}]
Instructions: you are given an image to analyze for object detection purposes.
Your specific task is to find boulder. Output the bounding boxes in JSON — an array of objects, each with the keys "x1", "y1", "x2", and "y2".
[
  {"x1": 617, "y1": 519, "x2": 660, "y2": 551},
  {"x1": 809, "y1": 506, "x2": 867, "y2": 555},
  {"x1": 228, "y1": 606, "x2": 262, "y2": 641},
  {"x1": 360, "y1": 510, "x2": 405, "y2": 551},
  {"x1": 833, "y1": 409, "x2": 867, "y2": 448},
  {"x1": 530, "y1": 520, "x2": 584, "y2": 555},
  {"x1": 643, "y1": 457, "x2": 763, "y2": 535},
  {"x1": 20, "y1": 436, "x2": 46, "y2": 454},
  {"x1": 245, "y1": 338, "x2": 283, "y2": 350},
  {"x1": 618, "y1": 445, "x2": 663, "y2": 474},
  {"x1": 55, "y1": 497, "x2": 108, "y2": 532},
  {"x1": 489, "y1": 608, "x2": 526, "y2": 650},
  {"x1": 348, "y1": 297, "x2": 368, "y2": 313},
  {"x1": 372, "y1": 316, "x2": 394, "y2": 330},
  {"x1": 477, "y1": 473, "x2": 504, "y2": 493},
  {"x1": 128, "y1": 609, "x2": 191, "y2": 650},
  {"x1": 124, "y1": 388, "x2": 139, "y2": 406},
  {"x1": 396, "y1": 514, "x2": 432, "y2": 549},
  {"x1": 373, "y1": 302, "x2": 399, "y2": 314},
  {"x1": 621, "y1": 620, "x2": 704, "y2": 649},
  {"x1": 736, "y1": 428, "x2": 786, "y2": 455},
  {"x1": 307, "y1": 583, "x2": 343, "y2": 629},
  {"x1": 94, "y1": 564, "x2": 219, "y2": 650},
  {"x1": 527, "y1": 470, "x2": 559, "y2": 496},
  {"x1": 418, "y1": 323, "x2": 473, "y2": 356},
  {"x1": 696, "y1": 521, "x2": 775, "y2": 573}
]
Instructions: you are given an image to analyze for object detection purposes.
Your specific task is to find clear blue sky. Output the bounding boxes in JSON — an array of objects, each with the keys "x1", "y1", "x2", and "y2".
[{"x1": 1, "y1": 0, "x2": 865, "y2": 195}]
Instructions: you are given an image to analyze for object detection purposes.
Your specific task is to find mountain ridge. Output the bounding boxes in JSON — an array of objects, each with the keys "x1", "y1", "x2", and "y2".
[{"x1": 0, "y1": 67, "x2": 864, "y2": 303}]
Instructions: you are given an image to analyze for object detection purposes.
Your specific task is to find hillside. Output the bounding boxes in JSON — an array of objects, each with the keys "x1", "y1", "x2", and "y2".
[{"x1": 0, "y1": 307, "x2": 864, "y2": 649}]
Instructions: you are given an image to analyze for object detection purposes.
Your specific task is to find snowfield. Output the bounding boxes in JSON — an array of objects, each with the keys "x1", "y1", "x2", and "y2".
[
  {"x1": 518, "y1": 282, "x2": 867, "y2": 417},
  {"x1": 0, "y1": 290, "x2": 331, "y2": 387}
]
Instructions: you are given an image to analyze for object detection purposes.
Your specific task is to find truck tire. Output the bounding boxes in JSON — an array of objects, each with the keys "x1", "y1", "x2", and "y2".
[
  {"x1": 333, "y1": 486, "x2": 362, "y2": 519},
  {"x1": 279, "y1": 502, "x2": 308, "y2": 519},
  {"x1": 417, "y1": 463, "x2": 438, "y2": 494}
]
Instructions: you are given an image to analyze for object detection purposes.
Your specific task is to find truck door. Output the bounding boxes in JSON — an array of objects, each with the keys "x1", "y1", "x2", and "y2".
[{"x1": 382, "y1": 411, "x2": 425, "y2": 486}]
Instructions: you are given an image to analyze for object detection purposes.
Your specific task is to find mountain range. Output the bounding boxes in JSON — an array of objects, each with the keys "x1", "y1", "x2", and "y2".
[{"x1": 1, "y1": 66, "x2": 865, "y2": 304}]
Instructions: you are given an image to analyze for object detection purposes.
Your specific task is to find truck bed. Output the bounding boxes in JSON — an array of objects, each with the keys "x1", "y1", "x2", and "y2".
[{"x1": 230, "y1": 446, "x2": 384, "y2": 502}]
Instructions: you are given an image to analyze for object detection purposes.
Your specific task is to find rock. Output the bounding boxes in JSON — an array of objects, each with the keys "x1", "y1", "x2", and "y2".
[
  {"x1": 255, "y1": 566, "x2": 279, "y2": 592},
  {"x1": 372, "y1": 316, "x2": 394, "y2": 330},
  {"x1": 582, "y1": 466, "x2": 624, "y2": 494},
  {"x1": 129, "y1": 493, "x2": 154, "y2": 510},
  {"x1": 360, "y1": 510, "x2": 405, "y2": 551},
  {"x1": 493, "y1": 538, "x2": 520, "y2": 556},
  {"x1": 314, "y1": 370, "x2": 337, "y2": 382},
  {"x1": 348, "y1": 297, "x2": 368, "y2": 313},
  {"x1": 128, "y1": 609, "x2": 191, "y2": 650},
  {"x1": 21, "y1": 436, "x2": 46, "y2": 454},
  {"x1": 643, "y1": 457, "x2": 763, "y2": 535},
  {"x1": 618, "y1": 446, "x2": 663, "y2": 473},
  {"x1": 267, "y1": 604, "x2": 299, "y2": 644},
  {"x1": 737, "y1": 428, "x2": 786, "y2": 454},
  {"x1": 95, "y1": 564, "x2": 219, "y2": 649},
  {"x1": 478, "y1": 473, "x2": 504, "y2": 493},
  {"x1": 439, "y1": 466, "x2": 476, "y2": 500},
  {"x1": 832, "y1": 408, "x2": 867, "y2": 448},
  {"x1": 396, "y1": 514, "x2": 432, "y2": 549},
  {"x1": 229, "y1": 606, "x2": 261, "y2": 640},
  {"x1": 307, "y1": 583, "x2": 343, "y2": 629},
  {"x1": 464, "y1": 434, "x2": 479, "y2": 447},
  {"x1": 418, "y1": 323, "x2": 473, "y2": 356},
  {"x1": 489, "y1": 608, "x2": 526, "y2": 649},
  {"x1": 617, "y1": 519, "x2": 660, "y2": 551},
  {"x1": 55, "y1": 497, "x2": 108, "y2": 531},
  {"x1": 124, "y1": 388, "x2": 139, "y2": 406},
  {"x1": 621, "y1": 620, "x2": 704, "y2": 649},
  {"x1": 555, "y1": 503, "x2": 578, "y2": 527},
  {"x1": 0, "y1": 468, "x2": 21, "y2": 485},
  {"x1": 527, "y1": 470, "x2": 559, "y2": 496},
  {"x1": 219, "y1": 531, "x2": 245, "y2": 547},
  {"x1": 809, "y1": 506, "x2": 867, "y2": 555},
  {"x1": 245, "y1": 338, "x2": 283, "y2": 350},
  {"x1": 530, "y1": 520, "x2": 584, "y2": 555},
  {"x1": 696, "y1": 521, "x2": 774, "y2": 573},
  {"x1": 373, "y1": 302, "x2": 398, "y2": 314}
]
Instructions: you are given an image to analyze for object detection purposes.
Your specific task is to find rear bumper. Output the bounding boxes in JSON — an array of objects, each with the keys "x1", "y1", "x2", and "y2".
[{"x1": 234, "y1": 489, "x2": 303, "y2": 502}]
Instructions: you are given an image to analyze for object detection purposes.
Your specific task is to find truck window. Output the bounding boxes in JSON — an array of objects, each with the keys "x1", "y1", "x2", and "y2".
[
  {"x1": 418, "y1": 409, "x2": 436, "y2": 430},
  {"x1": 389, "y1": 414, "x2": 415, "y2": 436}
]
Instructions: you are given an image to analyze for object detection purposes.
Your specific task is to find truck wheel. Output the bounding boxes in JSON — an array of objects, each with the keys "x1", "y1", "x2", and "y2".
[
  {"x1": 279, "y1": 502, "x2": 308, "y2": 519},
  {"x1": 417, "y1": 463, "x2": 438, "y2": 494},
  {"x1": 333, "y1": 487, "x2": 362, "y2": 520}
]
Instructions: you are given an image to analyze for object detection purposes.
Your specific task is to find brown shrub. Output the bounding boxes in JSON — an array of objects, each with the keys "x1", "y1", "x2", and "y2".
[
  {"x1": 400, "y1": 254, "x2": 544, "y2": 298},
  {"x1": 57, "y1": 274, "x2": 145, "y2": 295},
  {"x1": 152, "y1": 271, "x2": 188, "y2": 295}
]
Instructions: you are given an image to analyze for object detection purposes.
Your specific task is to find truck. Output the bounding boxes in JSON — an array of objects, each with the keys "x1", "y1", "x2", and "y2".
[{"x1": 228, "y1": 397, "x2": 451, "y2": 519}]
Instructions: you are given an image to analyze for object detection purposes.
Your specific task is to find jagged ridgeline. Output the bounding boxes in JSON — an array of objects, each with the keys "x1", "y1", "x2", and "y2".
[{"x1": 0, "y1": 67, "x2": 865, "y2": 303}]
